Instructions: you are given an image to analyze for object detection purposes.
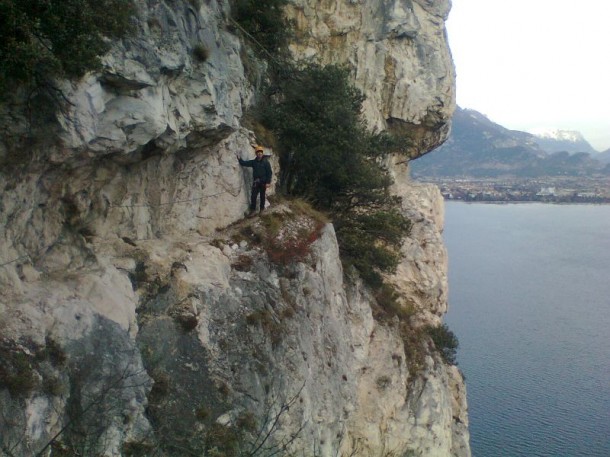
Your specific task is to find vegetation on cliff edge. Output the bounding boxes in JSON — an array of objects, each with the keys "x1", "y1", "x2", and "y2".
[
  {"x1": 0, "y1": 0, "x2": 133, "y2": 96},
  {"x1": 260, "y1": 63, "x2": 412, "y2": 288},
  {"x1": 233, "y1": 2, "x2": 459, "y2": 369}
]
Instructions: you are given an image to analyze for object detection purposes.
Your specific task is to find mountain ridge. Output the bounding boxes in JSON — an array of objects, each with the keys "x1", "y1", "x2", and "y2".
[
  {"x1": 410, "y1": 107, "x2": 609, "y2": 178},
  {"x1": 529, "y1": 128, "x2": 598, "y2": 154}
]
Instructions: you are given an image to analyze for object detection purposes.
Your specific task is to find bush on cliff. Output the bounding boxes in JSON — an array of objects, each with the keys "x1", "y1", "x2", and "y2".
[
  {"x1": 0, "y1": 0, "x2": 133, "y2": 96},
  {"x1": 426, "y1": 323, "x2": 459, "y2": 365},
  {"x1": 260, "y1": 63, "x2": 411, "y2": 286}
]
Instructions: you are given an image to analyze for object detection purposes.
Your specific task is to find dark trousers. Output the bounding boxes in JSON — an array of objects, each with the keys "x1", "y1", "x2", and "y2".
[{"x1": 250, "y1": 181, "x2": 266, "y2": 211}]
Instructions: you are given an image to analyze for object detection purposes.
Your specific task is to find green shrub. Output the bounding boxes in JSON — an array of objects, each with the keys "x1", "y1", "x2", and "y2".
[
  {"x1": 260, "y1": 63, "x2": 412, "y2": 287},
  {"x1": 0, "y1": 0, "x2": 134, "y2": 95},
  {"x1": 376, "y1": 375, "x2": 391, "y2": 390},
  {"x1": 400, "y1": 322, "x2": 427, "y2": 376},
  {"x1": 336, "y1": 209, "x2": 411, "y2": 287},
  {"x1": 373, "y1": 283, "x2": 415, "y2": 320},
  {"x1": 261, "y1": 64, "x2": 369, "y2": 203},
  {"x1": 426, "y1": 323, "x2": 459, "y2": 365}
]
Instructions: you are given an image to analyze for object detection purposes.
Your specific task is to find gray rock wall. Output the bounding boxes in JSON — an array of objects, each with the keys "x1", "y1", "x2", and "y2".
[{"x1": 0, "y1": 0, "x2": 468, "y2": 455}]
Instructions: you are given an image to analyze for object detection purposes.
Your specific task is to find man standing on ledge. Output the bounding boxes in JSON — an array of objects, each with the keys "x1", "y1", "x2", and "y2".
[{"x1": 237, "y1": 145, "x2": 273, "y2": 216}]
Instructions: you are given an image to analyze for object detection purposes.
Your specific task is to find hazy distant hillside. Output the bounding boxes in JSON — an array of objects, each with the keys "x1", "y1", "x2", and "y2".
[
  {"x1": 530, "y1": 129, "x2": 597, "y2": 154},
  {"x1": 596, "y1": 149, "x2": 610, "y2": 164},
  {"x1": 410, "y1": 107, "x2": 609, "y2": 178}
]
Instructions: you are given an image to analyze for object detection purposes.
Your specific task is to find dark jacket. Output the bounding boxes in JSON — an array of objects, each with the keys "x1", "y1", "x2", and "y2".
[{"x1": 238, "y1": 156, "x2": 272, "y2": 184}]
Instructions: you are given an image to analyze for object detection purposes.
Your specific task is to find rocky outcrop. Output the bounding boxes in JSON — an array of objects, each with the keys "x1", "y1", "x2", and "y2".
[
  {"x1": 286, "y1": 0, "x2": 455, "y2": 157},
  {"x1": 0, "y1": 0, "x2": 467, "y2": 456}
]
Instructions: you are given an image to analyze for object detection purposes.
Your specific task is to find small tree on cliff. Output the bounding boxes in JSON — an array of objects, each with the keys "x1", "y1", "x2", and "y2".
[{"x1": 261, "y1": 63, "x2": 411, "y2": 286}]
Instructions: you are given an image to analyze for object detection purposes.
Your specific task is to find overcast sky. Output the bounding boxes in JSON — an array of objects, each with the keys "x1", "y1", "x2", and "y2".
[{"x1": 446, "y1": 0, "x2": 610, "y2": 151}]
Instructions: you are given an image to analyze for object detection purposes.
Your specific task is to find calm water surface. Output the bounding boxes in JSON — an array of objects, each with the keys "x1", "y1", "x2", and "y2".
[{"x1": 443, "y1": 203, "x2": 610, "y2": 457}]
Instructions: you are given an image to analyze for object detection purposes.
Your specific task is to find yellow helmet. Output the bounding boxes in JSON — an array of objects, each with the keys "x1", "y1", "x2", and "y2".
[{"x1": 254, "y1": 145, "x2": 264, "y2": 154}]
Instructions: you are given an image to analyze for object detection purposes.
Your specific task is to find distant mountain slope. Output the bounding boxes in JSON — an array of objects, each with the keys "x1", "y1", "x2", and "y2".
[
  {"x1": 596, "y1": 149, "x2": 610, "y2": 164},
  {"x1": 530, "y1": 129, "x2": 597, "y2": 154},
  {"x1": 410, "y1": 107, "x2": 608, "y2": 178}
]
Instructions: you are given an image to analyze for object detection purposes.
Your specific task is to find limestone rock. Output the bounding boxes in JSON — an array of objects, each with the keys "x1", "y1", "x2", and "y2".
[{"x1": 389, "y1": 163, "x2": 450, "y2": 324}]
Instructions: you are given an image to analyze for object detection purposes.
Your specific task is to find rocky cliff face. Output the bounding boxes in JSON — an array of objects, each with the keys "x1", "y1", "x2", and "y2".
[
  {"x1": 0, "y1": 0, "x2": 467, "y2": 456},
  {"x1": 286, "y1": 0, "x2": 455, "y2": 157}
]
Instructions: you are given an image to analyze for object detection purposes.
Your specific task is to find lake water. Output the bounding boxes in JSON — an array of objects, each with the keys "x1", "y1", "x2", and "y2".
[{"x1": 443, "y1": 202, "x2": 610, "y2": 457}]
